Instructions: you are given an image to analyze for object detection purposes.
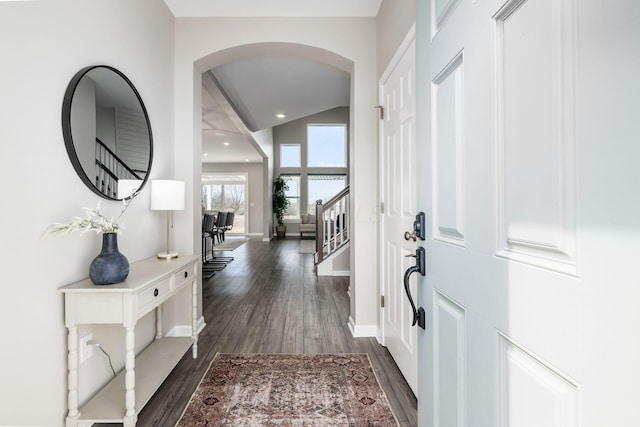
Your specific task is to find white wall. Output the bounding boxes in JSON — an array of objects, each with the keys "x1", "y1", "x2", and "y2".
[
  {"x1": 0, "y1": 1, "x2": 175, "y2": 425},
  {"x1": 202, "y1": 162, "x2": 264, "y2": 235},
  {"x1": 247, "y1": 128, "x2": 274, "y2": 241},
  {"x1": 376, "y1": 0, "x2": 416, "y2": 78},
  {"x1": 174, "y1": 18, "x2": 380, "y2": 333}
]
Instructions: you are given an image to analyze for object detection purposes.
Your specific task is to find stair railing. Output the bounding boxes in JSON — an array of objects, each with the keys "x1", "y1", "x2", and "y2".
[
  {"x1": 315, "y1": 185, "x2": 350, "y2": 264},
  {"x1": 95, "y1": 139, "x2": 142, "y2": 198}
]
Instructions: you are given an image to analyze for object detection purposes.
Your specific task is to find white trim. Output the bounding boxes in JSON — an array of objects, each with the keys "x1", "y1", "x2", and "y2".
[
  {"x1": 329, "y1": 270, "x2": 350, "y2": 276},
  {"x1": 348, "y1": 316, "x2": 379, "y2": 338},
  {"x1": 166, "y1": 316, "x2": 206, "y2": 337},
  {"x1": 317, "y1": 241, "x2": 351, "y2": 276}
]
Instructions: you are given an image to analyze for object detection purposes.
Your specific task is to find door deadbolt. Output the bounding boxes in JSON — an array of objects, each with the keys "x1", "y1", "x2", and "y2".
[{"x1": 404, "y1": 212, "x2": 426, "y2": 241}]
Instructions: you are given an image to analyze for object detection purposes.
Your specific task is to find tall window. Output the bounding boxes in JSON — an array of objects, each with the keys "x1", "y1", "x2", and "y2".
[
  {"x1": 307, "y1": 124, "x2": 347, "y2": 167},
  {"x1": 274, "y1": 121, "x2": 348, "y2": 221},
  {"x1": 282, "y1": 175, "x2": 300, "y2": 220},
  {"x1": 308, "y1": 175, "x2": 346, "y2": 214}
]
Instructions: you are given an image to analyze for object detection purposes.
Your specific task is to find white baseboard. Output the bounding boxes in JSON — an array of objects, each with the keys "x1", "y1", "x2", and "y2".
[
  {"x1": 347, "y1": 316, "x2": 378, "y2": 338},
  {"x1": 166, "y1": 316, "x2": 206, "y2": 337},
  {"x1": 331, "y1": 270, "x2": 350, "y2": 277}
]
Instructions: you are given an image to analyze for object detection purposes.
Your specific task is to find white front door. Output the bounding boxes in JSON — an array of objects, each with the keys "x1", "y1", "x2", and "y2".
[
  {"x1": 380, "y1": 32, "x2": 418, "y2": 395},
  {"x1": 416, "y1": 1, "x2": 640, "y2": 426}
]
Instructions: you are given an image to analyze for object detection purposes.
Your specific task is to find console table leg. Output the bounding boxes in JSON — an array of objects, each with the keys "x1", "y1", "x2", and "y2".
[
  {"x1": 124, "y1": 326, "x2": 136, "y2": 420},
  {"x1": 155, "y1": 305, "x2": 163, "y2": 340},
  {"x1": 67, "y1": 326, "x2": 79, "y2": 419},
  {"x1": 191, "y1": 280, "x2": 198, "y2": 358},
  {"x1": 123, "y1": 416, "x2": 137, "y2": 427}
]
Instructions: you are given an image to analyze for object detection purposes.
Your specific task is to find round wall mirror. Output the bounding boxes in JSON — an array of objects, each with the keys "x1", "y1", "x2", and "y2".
[{"x1": 62, "y1": 65, "x2": 153, "y2": 200}]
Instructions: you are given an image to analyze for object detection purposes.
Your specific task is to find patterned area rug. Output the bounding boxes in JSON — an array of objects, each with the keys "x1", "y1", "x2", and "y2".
[{"x1": 177, "y1": 353, "x2": 399, "y2": 426}]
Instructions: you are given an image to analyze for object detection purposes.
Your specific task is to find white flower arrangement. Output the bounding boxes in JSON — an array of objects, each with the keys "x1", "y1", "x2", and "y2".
[{"x1": 44, "y1": 198, "x2": 133, "y2": 237}]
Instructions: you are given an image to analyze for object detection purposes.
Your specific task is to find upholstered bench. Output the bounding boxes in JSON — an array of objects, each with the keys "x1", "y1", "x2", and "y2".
[{"x1": 299, "y1": 214, "x2": 316, "y2": 238}]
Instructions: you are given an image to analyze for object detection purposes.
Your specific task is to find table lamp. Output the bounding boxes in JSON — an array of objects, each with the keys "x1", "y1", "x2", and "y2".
[{"x1": 150, "y1": 180, "x2": 185, "y2": 259}]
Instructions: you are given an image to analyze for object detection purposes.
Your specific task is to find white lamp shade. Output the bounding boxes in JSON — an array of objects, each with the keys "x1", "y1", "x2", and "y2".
[
  {"x1": 117, "y1": 179, "x2": 143, "y2": 198},
  {"x1": 150, "y1": 180, "x2": 185, "y2": 211}
]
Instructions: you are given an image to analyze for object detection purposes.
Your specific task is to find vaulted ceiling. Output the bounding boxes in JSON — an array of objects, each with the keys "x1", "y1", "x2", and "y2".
[{"x1": 164, "y1": 0, "x2": 381, "y2": 164}]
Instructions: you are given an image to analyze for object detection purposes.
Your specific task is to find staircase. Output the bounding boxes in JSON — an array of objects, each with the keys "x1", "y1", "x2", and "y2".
[
  {"x1": 314, "y1": 186, "x2": 350, "y2": 275},
  {"x1": 95, "y1": 138, "x2": 143, "y2": 198}
]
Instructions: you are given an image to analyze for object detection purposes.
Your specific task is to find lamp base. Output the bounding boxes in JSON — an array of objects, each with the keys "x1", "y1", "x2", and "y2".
[{"x1": 157, "y1": 251, "x2": 179, "y2": 260}]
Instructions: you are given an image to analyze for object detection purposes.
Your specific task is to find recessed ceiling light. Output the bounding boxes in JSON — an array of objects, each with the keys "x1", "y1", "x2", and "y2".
[
  {"x1": 203, "y1": 153, "x2": 209, "y2": 156},
  {"x1": 245, "y1": 159, "x2": 249, "y2": 162},
  {"x1": 223, "y1": 142, "x2": 230, "y2": 146},
  {"x1": 214, "y1": 132, "x2": 226, "y2": 136},
  {"x1": 275, "y1": 113, "x2": 286, "y2": 119}
]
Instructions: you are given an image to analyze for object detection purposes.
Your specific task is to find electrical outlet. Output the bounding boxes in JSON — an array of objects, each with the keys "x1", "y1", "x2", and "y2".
[{"x1": 79, "y1": 333, "x2": 93, "y2": 363}]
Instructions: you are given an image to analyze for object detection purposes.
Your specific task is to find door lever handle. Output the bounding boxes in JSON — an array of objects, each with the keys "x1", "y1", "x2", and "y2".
[{"x1": 403, "y1": 247, "x2": 426, "y2": 329}]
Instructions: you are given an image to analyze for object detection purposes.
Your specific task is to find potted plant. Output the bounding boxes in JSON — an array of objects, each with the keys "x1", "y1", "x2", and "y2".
[{"x1": 273, "y1": 176, "x2": 290, "y2": 238}]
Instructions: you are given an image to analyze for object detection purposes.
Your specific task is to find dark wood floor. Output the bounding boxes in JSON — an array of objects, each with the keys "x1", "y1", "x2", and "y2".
[{"x1": 106, "y1": 237, "x2": 417, "y2": 426}]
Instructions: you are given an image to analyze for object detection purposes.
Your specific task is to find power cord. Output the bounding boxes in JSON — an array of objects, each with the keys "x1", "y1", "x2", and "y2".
[{"x1": 87, "y1": 340, "x2": 116, "y2": 377}]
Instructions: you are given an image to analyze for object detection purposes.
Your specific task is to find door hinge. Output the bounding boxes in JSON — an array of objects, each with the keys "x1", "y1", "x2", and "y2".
[
  {"x1": 374, "y1": 105, "x2": 384, "y2": 120},
  {"x1": 381, "y1": 295, "x2": 385, "y2": 308}
]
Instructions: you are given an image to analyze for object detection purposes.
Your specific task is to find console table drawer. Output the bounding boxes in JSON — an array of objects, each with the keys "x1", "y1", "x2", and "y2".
[
  {"x1": 137, "y1": 277, "x2": 172, "y2": 314},
  {"x1": 175, "y1": 265, "x2": 194, "y2": 289}
]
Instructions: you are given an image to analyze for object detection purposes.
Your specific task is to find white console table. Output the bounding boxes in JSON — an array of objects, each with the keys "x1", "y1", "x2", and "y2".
[{"x1": 60, "y1": 255, "x2": 200, "y2": 427}]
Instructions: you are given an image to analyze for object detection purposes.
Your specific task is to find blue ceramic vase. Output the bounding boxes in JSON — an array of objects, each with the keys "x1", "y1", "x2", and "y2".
[{"x1": 89, "y1": 233, "x2": 129, "y2": 285}]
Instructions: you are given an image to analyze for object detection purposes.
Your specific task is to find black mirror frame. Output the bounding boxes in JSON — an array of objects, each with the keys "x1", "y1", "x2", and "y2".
[{"x1": 61, "y1": 65, "x2": 153, "y2": 200}]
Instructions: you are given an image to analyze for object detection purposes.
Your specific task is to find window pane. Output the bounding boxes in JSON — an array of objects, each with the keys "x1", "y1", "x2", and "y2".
[
  {"x1": 223, "y1": 184, "x2": 245, "y2": 215},
  {"x1": 283, "y1": 175, "x2": 299, "y2": 197},
  {"x1": 280, "y1": 144, "x2": 301, "y2": 167},
  {"x1": 308, "y1": 175, "x2": 346, "y2": 214},
  {"x1": 308, "y1": 125, "x2": 346, "y2": 167},
  {"x1": 202, "y1": 184, "x2": 222, "y2": 210},
  {"x1": 282, "y1": 175, "x2": 300, "y2": 220},
  {"x1": 285, "y1": 198, "x2": 300, "y2": 219}
]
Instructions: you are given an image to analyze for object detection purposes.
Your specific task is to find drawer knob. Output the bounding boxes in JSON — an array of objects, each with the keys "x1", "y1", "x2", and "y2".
[
  {"x1": 184, "y1": 271, "x2": 188, "y2": 278},
  {"x1": 153, "y1": 288, "x2": 159, "y2": 297}
]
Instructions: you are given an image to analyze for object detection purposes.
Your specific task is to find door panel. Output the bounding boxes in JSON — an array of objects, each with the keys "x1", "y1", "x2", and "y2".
[
  {"x1": 433, "y1": 291, "x2": 466, "y2": 427},
  {"x1": 497, "y1": 334, "x2": 579, "y2": 427},
  {"x1": 432, "y1": 52, "x2": 465, "y2": 246},
  {"x1": 416, "y1": 0, "x2": 640, "y2": 426},
  {"x1": 381, "y1": 36, "x2": 418, "y2": 395},
  {"x1": 495, "y1": 0, "x2": 577, "y2": 275}
]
